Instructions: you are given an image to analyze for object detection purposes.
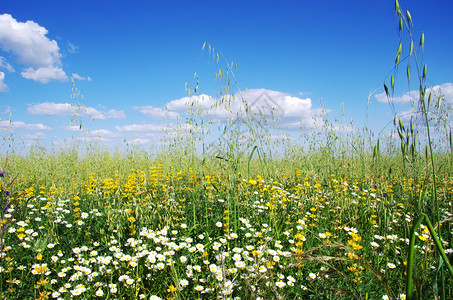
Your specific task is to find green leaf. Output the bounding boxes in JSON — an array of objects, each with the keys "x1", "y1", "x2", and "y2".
[
  {"x1": 399, "y1": 17, "x2": 403, "y2": 33},
  {"x1": 409, "y1": 40, "x2": 414, "y2": 56},
  {"x1": 423, "y1": 64, "x2": 427, "y2": 80},
  {"x1": 407, "y1": 65, "x2": 411, "y2": 81},
  {"x1": 391, "y1": 75, "x2": 395, "y2": 92},
  {"x1": 202, "y1": 42, "x2": 206, "y2": 50},
  {"x1": 406, "y1": 10, "x2": 412, "y2": 24},
  {"x1": 420, "y1": 32, "x2": 424, "y2": 49}
]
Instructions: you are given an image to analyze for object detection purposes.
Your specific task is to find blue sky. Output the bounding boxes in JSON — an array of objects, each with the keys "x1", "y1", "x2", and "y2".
[{"x1": 1, "y1": 0, "x2": 452, "y2": 152}]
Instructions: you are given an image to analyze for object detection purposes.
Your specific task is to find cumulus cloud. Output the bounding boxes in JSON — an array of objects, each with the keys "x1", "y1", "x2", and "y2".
[
  {"x1": 28, "y1": 102, "x2": 76, "y2": 116},
  {"x1": 72, "y1": 73, "x2": 92, "y2": 81},
  {"x1": 21, "y1": 66, "x2": 66, "y2": 83},
  {"x1": 0, "y1": 120, "x2": 51, "y2": 131},
  {"x1": 27, "y1": 102, "x2": 125, "y2": 119},
  {"x1": 0, "y1": 71, "x2": 7, "y2": 92},
  {"x1": 375, "y1": 83, "x2": 453, "y2": 105},
  {"x1": 106, "y1": 109, "x2": 125, "y2": 119},
  {"x1": 133, "y1": 105, "x2": 179, "y2": 119},
  {"x1": 166, "y1": 94, "x2": 214, "y2": 113},
  {"x1": 0, "y1": 13, "x2": 67, "y2": 83},
  {"x1": 165, "y1": 88, "x2": 322, "y2": 128}
]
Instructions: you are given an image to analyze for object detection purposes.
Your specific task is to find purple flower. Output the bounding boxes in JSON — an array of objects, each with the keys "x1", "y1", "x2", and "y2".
[
  {"x1": 5, "y1": 190, "x2": 9, "y2": 195},
  {"x1": 0, "y1": 172, "x2": 4, "y2": 177}
]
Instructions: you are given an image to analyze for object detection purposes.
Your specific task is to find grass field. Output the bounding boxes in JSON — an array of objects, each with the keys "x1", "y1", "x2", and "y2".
[{"x1": 0, "y1": 145, "x2": 452, "y2": 299}]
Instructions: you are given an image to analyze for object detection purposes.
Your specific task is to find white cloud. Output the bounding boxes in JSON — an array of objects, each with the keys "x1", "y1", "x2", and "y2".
[
  {"x1": 133, "y1": 105, "x2": 179, "y2": 119},
  {"x1": 130, "y1": 138, "x2": 150, "y2": 146},
  {"x1": 375, "y1": 90, "x2": 418, "y2": 104},
  {"x1": 23, "y1": 132, "x2": 46, "y2": 140},
  {"x1": 63, "y1": 125, "x2": 82, "y2": 131},
  {"x1": 433, "y1": 83, "x2": 453, "y2": 103},
  {"x1": 0, "y1": 56, "x2": 14, "y2": 72},
  {"x1": 21, "y1": 66, "x2": 66, "y2": 83},
  {"x1": 0, "y1": 71, "x2": 7, "y2": 92},
  {"x1": 72, "y1": 73, "x2": 92, "y2": 81},
  {"x1": 270, "y1": 134, "x2": 292, "y2": 141},
  {"x1": 75, "y1": 129, "x2": 119, "y2": 143},
  {"x1": 87, "y1": 129, "x2": 118, "y2": 139},
  {"x1": 0, "y1": 14, "x2": 67, "y2": 83},
  {"x1": 165, "y1": 88, "x2": 322, "y2": 128},
  {"x1": 166, "y1": 94, "x2": 213, "y2": 112},
  {"x1": 28, "y1": 102, "x2": 76, "y2": 116},
  {"x1": 0, "y1": 120, "x2": 51, "y2": 130},
  {"x1": 332, "y1": 123, "x2": 354, "y2": 133},
  {"x1": 115, "y1": 123, "x2": 164, "y2": 133},
  {"x1": 375, "y1": 83, "x2": 453, "y2": 104},
  {"x1": 115, "y1": 123, "x2": 198, "y2": 136},
  {"x1": 27, "y1": 102, "x2": 125, "y2": 119},
  {"x1": 106, "y1": 109, "x2": 125, "y2": 119},
  {"x1": 396, "y1": 108, "x2": 418, "y2": 123}
]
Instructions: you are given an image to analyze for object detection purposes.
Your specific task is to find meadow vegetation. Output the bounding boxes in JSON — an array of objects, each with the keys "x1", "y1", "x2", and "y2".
[{"x1": 1, "y1": 1, "x2": 452, "y2": 299}]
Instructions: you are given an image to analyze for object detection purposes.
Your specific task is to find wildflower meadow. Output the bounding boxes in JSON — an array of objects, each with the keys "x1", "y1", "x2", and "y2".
[{"x1": 1, "y1": 1, "x2": 452, "y2": 299}]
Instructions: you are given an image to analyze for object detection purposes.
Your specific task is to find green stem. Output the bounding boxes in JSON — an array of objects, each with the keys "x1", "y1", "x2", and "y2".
[{"x1": 406, "y1": 213, "x2": 453, "y2": 299}]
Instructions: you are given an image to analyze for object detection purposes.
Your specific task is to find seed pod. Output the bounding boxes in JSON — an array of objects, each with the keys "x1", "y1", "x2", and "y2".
[
  {"x1": 395, "y1": 0, "x2": 400, "y2": 14},
  {"x1": 406, "y1": 10, "x2": 412, "y2": 24},
  {"x1": 384, "y1": 83, "x2": 390, "y2": 98}
]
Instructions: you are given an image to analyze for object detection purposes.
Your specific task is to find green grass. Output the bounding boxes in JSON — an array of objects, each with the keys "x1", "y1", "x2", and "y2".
[{"x1": 0, "y1": 147, "x2": 452, "y2": 299}]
